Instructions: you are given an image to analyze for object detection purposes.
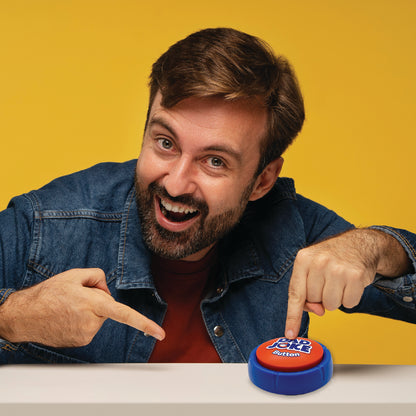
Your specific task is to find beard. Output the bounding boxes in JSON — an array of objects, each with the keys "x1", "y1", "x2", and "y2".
[{"x1": 134, "y1": 176, "x2": 255, "y2": 260}]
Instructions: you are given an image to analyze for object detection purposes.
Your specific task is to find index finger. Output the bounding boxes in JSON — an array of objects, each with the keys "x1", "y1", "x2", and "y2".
[
  {"x1": 96, "y1": 296, "x2": 166, "y2": 341},
  {"x1": 285, "y1": 256, "x2": 308, "y2": 339}
]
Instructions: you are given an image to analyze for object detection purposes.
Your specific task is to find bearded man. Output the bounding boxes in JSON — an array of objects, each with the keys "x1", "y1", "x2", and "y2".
[{"x1": 0, "y1": 28, "x2": 414, "y2": 363}]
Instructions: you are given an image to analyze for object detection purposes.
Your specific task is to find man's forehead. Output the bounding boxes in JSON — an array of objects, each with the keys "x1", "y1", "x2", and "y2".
[{"x1": 148, "y1": 91, "x2": 267, "y2": 135}]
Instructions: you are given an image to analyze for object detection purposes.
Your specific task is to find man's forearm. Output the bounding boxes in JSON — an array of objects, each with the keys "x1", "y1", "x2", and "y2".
[
  {"x1": 361, "y1": 228, "x2": 413, "y2": 278},
  {"x1": 0, "y1": 297, "x2": 13, "y2": 342},
  {"x1": 285, "y1": 226, "x2": 414, "y2": 338}
]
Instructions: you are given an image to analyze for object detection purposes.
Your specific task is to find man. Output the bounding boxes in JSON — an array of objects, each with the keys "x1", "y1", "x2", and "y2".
[{"x1": 0, "y1": 28, "x2": 415, "y2": 363}]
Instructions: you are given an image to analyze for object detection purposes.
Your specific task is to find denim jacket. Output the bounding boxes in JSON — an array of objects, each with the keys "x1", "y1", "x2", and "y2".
[{"x1": 1, "y1": 160, "x2": 415, "y2": 363}]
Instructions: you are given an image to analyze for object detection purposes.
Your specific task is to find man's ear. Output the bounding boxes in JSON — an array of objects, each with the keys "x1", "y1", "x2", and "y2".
[{"x1": 249, "y1": 157, "x2": 284, "y2": 201}]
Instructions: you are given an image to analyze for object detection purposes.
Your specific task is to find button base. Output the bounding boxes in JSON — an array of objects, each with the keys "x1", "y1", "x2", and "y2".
[{"x1": 248, "y1": 342, "x2": 333, "y2": 395}]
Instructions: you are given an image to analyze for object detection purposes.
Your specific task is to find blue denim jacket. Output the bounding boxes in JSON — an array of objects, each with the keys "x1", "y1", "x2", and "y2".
[{"x1": 1, "y1": 160, "x2": 415, "y2": 363}]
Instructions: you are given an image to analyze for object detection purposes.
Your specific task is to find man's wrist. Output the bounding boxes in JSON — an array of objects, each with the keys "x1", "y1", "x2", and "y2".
[
  {"x1": 0, "y1": 292, "x2": 21, "y2": 343},
  {"x1": 365, "y1": 228, "x2": 412, "y2": 278}
]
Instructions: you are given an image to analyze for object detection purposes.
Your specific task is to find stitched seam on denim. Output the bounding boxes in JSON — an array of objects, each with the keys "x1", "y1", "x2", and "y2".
[
  {"x1": 23, "y1": 193, "x2": 42, "y2": 288},
  {"x1": 0, "y1": 289, "x2": 13, "y2": 304},
  {"x1": 372, "y1": 226, "x2": 416, "y2": 259},
  {"x1": 19, "y1": 194, "x2": 40, "y2": 289},
  {"x1": 42, "y1": 210, "x2": 122, "y2": 216},
  {"x1": 387, "y1": 228, "x2": 416, "y2": 258},
  {"x1": 27, "y1": 262, "x2": 54, "y2": 279},
  {"x1": 372, "y1": 284, "x2": 395, "y2": 294},
  {"x1": 277, "y1": 246, "x2": 305, "y2": 279},
  {"x1": 1, "y1": 342, "x2": 18, "y2": 351},
  {"x1": 106, "y1": 267, "x2": 118, "y2": 284},
  {"x1": 42, "y1": 216, "x2": 122, "y2": 222},
  {"x1": 41, "y1": 210, "x2": 122, "y2": 221},
  {"x1": 119, "y1": 189, "x2": 135, "y2": 284},
  {"x1": 255, "y1": 273, "x2": 279, "y2": 282}
]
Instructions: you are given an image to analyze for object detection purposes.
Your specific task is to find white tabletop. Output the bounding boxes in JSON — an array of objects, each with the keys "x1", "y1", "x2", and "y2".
[{"x1": 0, "y1": 363, "x2": 414, "y2": 415}]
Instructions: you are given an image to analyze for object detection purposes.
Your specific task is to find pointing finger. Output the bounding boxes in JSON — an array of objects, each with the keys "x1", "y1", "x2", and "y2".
[
  {"x1": 95, "y1": 297, "x2": 165, "y2": 341},
  {"x1": 285, "y1": 254, "x2": 308, "y2": 339}
]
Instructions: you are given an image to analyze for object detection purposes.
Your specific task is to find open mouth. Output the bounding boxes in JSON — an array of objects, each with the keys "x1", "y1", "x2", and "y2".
[{"x1": 158, "y1": 197, "x2": 199, "y2": 223}]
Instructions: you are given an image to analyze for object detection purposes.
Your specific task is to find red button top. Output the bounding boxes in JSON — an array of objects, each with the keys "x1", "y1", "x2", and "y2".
[{"x1": 256, "y1": 337, "x2": 324, "y2": 373}]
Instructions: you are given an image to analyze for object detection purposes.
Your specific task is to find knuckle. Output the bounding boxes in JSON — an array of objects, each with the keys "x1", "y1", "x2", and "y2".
[
  {"x1": 349, "y1": 268, "x2": 362, "y2": 280},
  {"x1": 287, "y1": 286, "x2": 303, "y2": 303},
  {"x1": 342, "y1": 298, "x2": 360, "y2": 309},
  {"x1": 141, "y1": 321, "x2": 154, "y2": 335},
  {"x1": 323, "y1": 301, "x2": 339, "y2": 311},
  {"x1": 91, "y1": 268, "x2": 106, "y2": 278},
  {"x1": 295, "y1": 248, "x2": 310, "y2": 263},
  {"x1": 313, "y1": 254, "x2": 330, "y2": 269},
  {"x1": 331, "y1": 263, "x2": 346, "y2": 276}
]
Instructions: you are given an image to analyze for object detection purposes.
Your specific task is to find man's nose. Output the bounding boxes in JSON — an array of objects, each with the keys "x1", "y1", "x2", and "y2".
[{"x1": 163, "y1": 156, "x2": 197, "y2": 197}]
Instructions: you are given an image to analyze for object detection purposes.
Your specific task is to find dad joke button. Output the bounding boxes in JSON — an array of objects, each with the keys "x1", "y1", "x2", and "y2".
[{"x1": 248, "y1": 337, "x2": 333, "y2": 395}]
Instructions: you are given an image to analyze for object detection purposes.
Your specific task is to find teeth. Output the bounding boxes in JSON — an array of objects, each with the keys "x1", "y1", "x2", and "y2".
[{"x1": 160, "y1": 198, "x2": 197, "y2": 214}]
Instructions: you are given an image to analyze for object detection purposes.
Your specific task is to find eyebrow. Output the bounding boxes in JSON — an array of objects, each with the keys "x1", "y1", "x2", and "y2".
[
  {"x1": 148, "y1": 116, "x2": 178, "y2": 137},
  {"x1": 148, "y1": 116, "x2": 243, "y2": 164},
  {"x1": 201, "y1": 145, "x2": 243, "y2": 164}
]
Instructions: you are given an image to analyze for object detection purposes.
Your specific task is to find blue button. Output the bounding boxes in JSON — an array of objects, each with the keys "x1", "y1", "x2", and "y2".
[{"x1": 248, "y1": 338, "x2": 333, "y2": 395}]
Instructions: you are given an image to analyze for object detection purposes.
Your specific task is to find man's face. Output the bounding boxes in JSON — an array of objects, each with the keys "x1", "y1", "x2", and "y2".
[{"x1": 135, "y1": 91, "x2": 268, "y2": 261}]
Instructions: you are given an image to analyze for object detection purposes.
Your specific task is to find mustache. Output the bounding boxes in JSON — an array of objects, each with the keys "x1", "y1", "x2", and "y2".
[{"x1": 148, "y1": 182, "x2": 209, "y2": 214}]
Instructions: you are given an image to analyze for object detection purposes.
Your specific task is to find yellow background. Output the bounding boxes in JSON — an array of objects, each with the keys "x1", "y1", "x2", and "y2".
[{"x1": 0, "y1": 0, "x2": 415, "y2": 364}]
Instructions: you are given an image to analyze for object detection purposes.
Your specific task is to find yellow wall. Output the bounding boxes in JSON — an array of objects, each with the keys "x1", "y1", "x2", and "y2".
[{"x1": 1, "y1": 0, "x2": 415, "y2": 364}]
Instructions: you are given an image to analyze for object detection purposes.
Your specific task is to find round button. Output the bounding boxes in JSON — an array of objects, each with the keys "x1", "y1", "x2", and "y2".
[
  {"x1": 213, "y1": 325, "x2": 224, "y2": 337},
  {"x1": 402, "y1": 296, "x2": 413, "y2": 303},
  {"x1": 248, "y1": 337, "x2": 333, "y2": 395},
  {"x1": 255, "y1": 337, "x2": 324, "y2": 372}
]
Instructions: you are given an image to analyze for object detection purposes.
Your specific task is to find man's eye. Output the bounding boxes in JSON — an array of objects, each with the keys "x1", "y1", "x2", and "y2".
[
  {"x1": 157, "y1": 138, "x2": 173, "y2": 150},
  {"x1": 207, "y1": 157, "x2": 225, "y2": 168}
]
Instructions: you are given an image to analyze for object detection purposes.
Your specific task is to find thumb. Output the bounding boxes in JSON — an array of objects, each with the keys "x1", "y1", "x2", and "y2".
[
  {"x1": 304, "y1": 301, "x2": 325, "y2": 316},
  {"x1": 78, "y1": 268, "x2": 112, "y2": 295}
]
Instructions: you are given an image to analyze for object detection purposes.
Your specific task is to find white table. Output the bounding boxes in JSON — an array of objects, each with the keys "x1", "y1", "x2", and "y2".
[{"x1": 0, "y1": 364, "x2": 414, "y2": 415}]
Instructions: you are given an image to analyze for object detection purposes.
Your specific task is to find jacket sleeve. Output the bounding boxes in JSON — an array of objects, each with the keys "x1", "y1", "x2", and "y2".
[
  {"x1": 0, "y1": 194, "x2": 35, "y2": 306},
  {"x1": 296, "y1": 194, "x2": 416, "y2": 324}
]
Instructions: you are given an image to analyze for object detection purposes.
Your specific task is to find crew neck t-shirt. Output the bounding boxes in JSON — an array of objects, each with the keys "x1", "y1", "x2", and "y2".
[{"x1": 148, "y1": 248, "x2": 222, "y2": 363}]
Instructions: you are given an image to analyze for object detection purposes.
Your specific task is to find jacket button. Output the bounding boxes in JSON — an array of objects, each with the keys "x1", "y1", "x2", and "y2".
[
  {"x1": 213, "y1": 325, "x2": 224, "y2": 337},
  {"x1": 216, "y1": 287, "x2": 224, "y2": 294},
  {"x1": 402, "y1": 296, "x2": 413, "y2": 302}
]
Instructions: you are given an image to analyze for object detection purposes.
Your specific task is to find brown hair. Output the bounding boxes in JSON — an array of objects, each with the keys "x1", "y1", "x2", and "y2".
[{"x1": 148, "y1": 27, "x2": 305, "y2": 175}]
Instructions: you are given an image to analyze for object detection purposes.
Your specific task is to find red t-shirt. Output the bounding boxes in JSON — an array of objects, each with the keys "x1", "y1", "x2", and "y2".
[{"x1": 148, "y1": 248, "x2": 222, "y2": 363}]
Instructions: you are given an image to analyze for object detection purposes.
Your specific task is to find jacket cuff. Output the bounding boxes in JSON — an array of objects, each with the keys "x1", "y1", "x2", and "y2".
[{"x1": 369, "y1": 226, "x2": 416, "y2": 310}]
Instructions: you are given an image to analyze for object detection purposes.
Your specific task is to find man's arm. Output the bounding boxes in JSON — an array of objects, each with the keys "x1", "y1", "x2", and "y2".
[
  {"x1": 0, "y1": 195, "x2": 165, "y2": 347},
  {"x1": 0, "y1": 268, "x2": 165, "y2": 346},
  {"x1": 284, "y1": 228, "x2": 413, "y2": 339}
]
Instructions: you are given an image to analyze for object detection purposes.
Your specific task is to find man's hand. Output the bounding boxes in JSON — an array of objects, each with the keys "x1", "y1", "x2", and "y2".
[
  {"x1": 0, "y1": 268, "x2": 165, "y2": 347},
  {"x1": 284, "y1": 229, "x2": 412, "y2": 339}
]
